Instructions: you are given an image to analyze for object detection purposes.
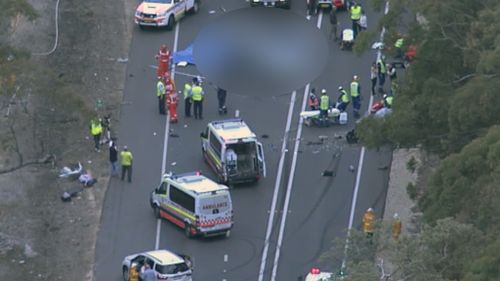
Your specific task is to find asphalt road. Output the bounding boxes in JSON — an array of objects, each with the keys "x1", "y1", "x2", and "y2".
[{"x1": 94, "y1": 1, "x2": 391, "y2": 280}]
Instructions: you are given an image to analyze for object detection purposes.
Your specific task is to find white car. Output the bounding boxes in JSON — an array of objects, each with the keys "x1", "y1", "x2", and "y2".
[
  {"x1": 122, "y1": 249, "x2": 193, "y2": 281},
  {"x1": 134, "y1": 0, "x2": 200, "y2": 30}
]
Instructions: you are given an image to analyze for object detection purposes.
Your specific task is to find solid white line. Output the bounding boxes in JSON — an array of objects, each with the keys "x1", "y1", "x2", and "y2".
[
  {"x1": 156, "y1": 21, "x2": 181, "y2": 250},
  {"x1": 155, "y1": 219, "x2": 162, "y2": 250},
  {"x1": 257, "y1": 91, "x2": 297, "y2": 281},
  {"x1": 269, "y1": 12, "x2": 323, "y2": 281},
  {"x1": 33, "y1": 0, "x2": 60, "y2": 56},
  {"x1": 342, "y1": 0, "x2": 390, "y2": 268}
]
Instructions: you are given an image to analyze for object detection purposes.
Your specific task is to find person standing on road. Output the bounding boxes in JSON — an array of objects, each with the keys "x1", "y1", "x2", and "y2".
[
  {"x1": 142, "y1": 263, "x2": 157, "y2": 281},
  {"x1": 370, "y1": 62, "x2": 378, "y2": 96},
  {"x1": 120, "y1": 146, "x2": 133, "y2": 183},
  {"x1": 308, "y1": 88, "x2": 319, "y2": 110},
  {"x1": 217, "y1": 87, "x2": 227, "y2": 115},
  {"x1": 350, "y1": 75, "x2": 361, "y2": 118},
  {"x1": 306, "y1": 0, "x2": 317, "y2": 20},
  {"x1": 183, "y1": 78, "x2": 194, "y2": 117},
  {"x1": 156, "y1": 78, "x2": 166, "y2": 115},
  {"x1": 90, "y1": 117, "x2": 103, "y2": 152},
  {"x1": 377, "y1": 56, "x2": 387, "y2": 93},
  {"x1": 362, "y1": 208, "x2": 376, "y2": 238},
  {"x1": 129, "y1": 264, "x2": 140, "y2": 281},
  {"x1": 319, "y1": 89, "x2": 330, "y2": 126},
  {"x1": 109, "y1": 139, "x2": 118, "y2": 177},
  {"x1": 329, "y1": 7, "x2": 338, "y2": 41},
  {"x1": 349, "y1": 2, "x2": 362, "y2": 38},
  {"x1": 190, "y1": 78, "x2": 205, "y2": 119}
]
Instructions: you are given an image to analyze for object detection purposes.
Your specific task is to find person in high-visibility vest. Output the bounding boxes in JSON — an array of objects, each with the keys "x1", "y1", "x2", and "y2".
[
  {"x1": 383, "y1": 94, "x2": 394, "y2": 109},
  {"x1": 120, "y1": 146, "x2": 133, "y2": 183},
  {"x1": 157, "y1": 78, "x2": 166, "y2": 115},
  {"x1": 350, "y1": 2, "x2": 362, "y2": 37},
  {"x1": 156, "y1": 44, "x2": 171, "y2": 79},
  {"x1": 336, "y1": 86, "x2": 350, "y2": 112},
  {"x1": 183, "y1": 78, "x2": 195, "y2": 117},
  {"x1": 392, "y1": 213, "x2": 402, "y2": 240},
  {"x1": 350, "y1": 75, "x2": 361, "y2": 118},
  {"x1": 377, "y1": 56, "x2": 387, "y2": 93},
  {"x1": 129, "y1": 264, "x2": 140, "y2": 281},
  {"x1": 394, "y1": 36, "x2": 404, "y2": 59},
  {"x1": 163, "y1": 75, "x2": 178, "y2": 122},
  {"x1": 319, "y1": 89, "x2": 330, "y2": 127},
  {"x1": 190, "y1": 78, "x2": 205, "y2": 119},
  {"x1": 90, "y1": 117, "x2": 103, "y2": 152},
  {"x1": 362, "y1": 207, "x2": 376, "y2": 237},
  {"x1": 308, "y1": 88, "x2": 319, "y2": 110}
]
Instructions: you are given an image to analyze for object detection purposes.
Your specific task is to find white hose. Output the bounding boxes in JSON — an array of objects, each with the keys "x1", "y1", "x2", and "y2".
[{"x1": 33, "y1": 0, "x2": 60, "y2": 56}]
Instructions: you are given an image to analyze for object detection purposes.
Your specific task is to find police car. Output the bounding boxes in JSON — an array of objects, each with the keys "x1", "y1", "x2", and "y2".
[{"x1": 122, "y1": 249, "x2": 193, "y2": 281}]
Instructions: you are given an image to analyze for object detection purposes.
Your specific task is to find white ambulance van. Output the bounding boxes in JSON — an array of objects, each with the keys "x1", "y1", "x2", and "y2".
[
  {"x1": 200, "y1": 118, "x2": 266, "y2": 184},
  {"x1": 150, "y1": 171, "x2": 233, "y2": 238}
]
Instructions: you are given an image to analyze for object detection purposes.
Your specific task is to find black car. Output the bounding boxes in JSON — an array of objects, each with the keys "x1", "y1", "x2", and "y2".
[{"x1": 250, "y1": 0, "x2": 291, "y2": 9}]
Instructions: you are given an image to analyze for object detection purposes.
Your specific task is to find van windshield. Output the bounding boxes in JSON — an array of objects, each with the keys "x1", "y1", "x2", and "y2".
[
  {"x1": 156, "y1": 262, "x2": 189, "y2": 274},
  {"x1": 198, "y1": 194, "x2": 231, "y2": 215}
]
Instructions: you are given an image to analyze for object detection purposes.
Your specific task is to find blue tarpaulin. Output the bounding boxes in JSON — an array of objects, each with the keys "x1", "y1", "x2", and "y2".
[{"x1": 173, "y1": 44, "x2": 195, "y2": 65}]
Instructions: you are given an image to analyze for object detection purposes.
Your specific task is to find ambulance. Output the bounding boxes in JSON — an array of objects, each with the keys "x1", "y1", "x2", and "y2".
[
  {"x1": 150, "y1": 171, "x2": 233, "y2": 238},
  {"x1": 200, "y1": 119, "x2": 266, "y2": 184},
  {"x1": 305, "y1": 267, "x2": 334, "y2": 281}
]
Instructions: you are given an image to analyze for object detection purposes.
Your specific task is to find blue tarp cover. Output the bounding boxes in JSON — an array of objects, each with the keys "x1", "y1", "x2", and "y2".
[{"x1": 173, "y1": 44, "x2": 195, "y2": 65}]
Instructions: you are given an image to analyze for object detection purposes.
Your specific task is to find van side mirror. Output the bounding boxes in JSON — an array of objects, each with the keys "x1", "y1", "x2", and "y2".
[{"x1": 200, "y1": 132, "x2": 207, "y2": 138}]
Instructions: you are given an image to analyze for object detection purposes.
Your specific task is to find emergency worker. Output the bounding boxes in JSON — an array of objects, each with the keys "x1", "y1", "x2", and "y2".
[
  {"x1": 217, "y1": 87, "x2": 228, "y2": 115},
  {"x1": 383, "y1": 94, "x2": 394, "y2": 108},
  {"x1": 190, "y1": 78, "x2": 205, "y2": 119},
  {"x1": 394, "y1": 36, "x2": 404, "y2": 59},
  {"x1": 392, "y1": 213, "x2": 402, "y2": 240},
  {"x1": 183, "y1": 78, "x2": 194, "y2": 117},
  {"x1": 377, "y1": 56, "x2": 387, "y2": 93},
  {"x1": 319, "y1": 89, "x2": 330, "y2": 127},
  {"x1": 90, "y1": 117, "x2": 103, "y2": 152},
  {"x1": 157, "y1": 78, "x2": 166, "y2": 115},
  {"x1": 350, "y1": 2, "x2": 362, "y2": 37},
  {"x1": 156, "y1": 44, "x2": 171, "y2": 78},
  {"x1": 362, "y1": 207, "x2": 376, "y2": 237},
  {"x1": 308, "y1": 88, "x2": 319, "y2": 110},
  {"x1": 129, "y1": 264, "x2": 140, "y2": 281},
  {"x1": 336, "y1": 86, "x2": 350, "y2": 112},
  {"x1": 350, "y1": 75, "x2": 361, "y2": 118},
  {"x1": 120, "y1": 146, "x2": 133, "y2": 183}
]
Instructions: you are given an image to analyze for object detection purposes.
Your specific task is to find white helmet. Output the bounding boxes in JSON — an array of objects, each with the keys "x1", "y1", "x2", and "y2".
[
  {"x1": 367, "y1": 208, "x2": 374, "y2": 212},
  {"x1": 321, "y1": 89, "x2": 327, "y2": 94},
  {"x1": 338, "y1": 86, "x2": 343, "y2": 90},
  {"x1": 353, "y1": 75, "x2": 358, "y2": 80}
]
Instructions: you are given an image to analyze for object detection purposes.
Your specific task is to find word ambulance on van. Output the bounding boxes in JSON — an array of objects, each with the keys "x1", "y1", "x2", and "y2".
[
  {"x1": 150, "y1": 171, "x2": 233, "y2": 238},
  {"x1": 200, "y1": 119, "x2": 266, "y2": 184}
]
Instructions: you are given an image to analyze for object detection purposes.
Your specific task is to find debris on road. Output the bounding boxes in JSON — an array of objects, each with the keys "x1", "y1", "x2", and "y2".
[
  {"x1": 322, "y1": 170, "x2": 335, "y2": 177},
  {"x1": 116, "y1": 57, "x2": 128, "y2": 63},
  {"x1": 349, "y1": 165, "x2": 355, "y2": 172},
  {"x1": 58, "y1": 163, "x2": 83, "y2": 179},
  {"x1": 171, "y1": 162, "x2": 177, "y2": 166}
]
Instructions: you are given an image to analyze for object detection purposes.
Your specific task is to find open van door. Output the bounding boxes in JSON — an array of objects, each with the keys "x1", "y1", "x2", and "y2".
[{"x1": 257, "y1": 142, "x2": 266, "y2": 178}]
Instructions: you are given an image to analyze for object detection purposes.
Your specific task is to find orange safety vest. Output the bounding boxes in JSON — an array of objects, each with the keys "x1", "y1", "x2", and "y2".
[{"x1": 362, "y1": 210, "x2": 376, "y2": 234}]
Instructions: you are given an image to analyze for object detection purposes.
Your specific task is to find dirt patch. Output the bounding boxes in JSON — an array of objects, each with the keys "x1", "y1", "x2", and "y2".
[{"x1": 0, "y1": 0, "x2": 133, "y2": 280}]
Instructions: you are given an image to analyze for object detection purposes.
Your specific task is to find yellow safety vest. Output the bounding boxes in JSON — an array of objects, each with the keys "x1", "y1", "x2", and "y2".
[
  {"x1": 320, "y1": 95, "x2": 329, "y2": 110},
  {"x1": 340, "y1": 90, "x2": 350, "y2": 103},
  {"x1": 350, "y1": 5, "x2": 361, "y2": 20},
  {"x1": 377, "y1": 59, "x2": 387, "y2": 74},
  {"x1": 350, "y1": 81, "x2": 359, "y2": 97},
  {"x1": 120, "y1": 151, "x2": 133, "y2": 166},
  {"x1": 385, "y1": 96, "x2": 394, "y2": 106},
  {"x1": 183, "y1": 83, "x2": 192, "y2": 99},
  {"x1": 191, "y1": 86, "x2": 203, "y2": 101},
  {"x1": 157, "y1": 81, "x2": 165, "y2": 97},
  {"x1": 91, "y1": 122, "x2": 102, "y2": 136},
  {"x1": 395, "y1": 38, "x2": 404, "y2": 48}
]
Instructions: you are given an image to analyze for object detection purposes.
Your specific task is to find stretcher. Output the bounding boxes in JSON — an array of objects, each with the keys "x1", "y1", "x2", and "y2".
[{"x1": 300, "y1": 108, "x2": 347, "y2": 127}]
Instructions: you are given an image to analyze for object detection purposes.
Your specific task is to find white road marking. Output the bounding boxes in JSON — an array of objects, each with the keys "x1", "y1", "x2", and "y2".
[
  {"x1": 269, "y1": 12, "x2": 323, "y2": 281},
  {"x1": 155, "y1": 21, "x2": 181, "y2": 250},
  {"x1": 342, "y1": 0, "x2": 390, "y2": 269},
  {"x1": 258, "y1": 91, "x2": 297, "y2": 281}
]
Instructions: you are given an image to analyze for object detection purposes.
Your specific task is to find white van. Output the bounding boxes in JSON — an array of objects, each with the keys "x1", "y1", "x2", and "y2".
[
  {"x1": 150, "y1": 171, "x2": 233, "y2": 238},
  {"x1": 200, "y1": 119, "x2": 266, "y2": 184}
]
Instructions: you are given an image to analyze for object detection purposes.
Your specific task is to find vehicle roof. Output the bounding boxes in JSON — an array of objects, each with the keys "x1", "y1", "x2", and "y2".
[
  {"x1": 210, "y1": 119, "x2": 256, "y2": 141},
  {"x1": 305, "y1": 272, "x2": 333, "y2": 281},
  {"x1": 146, "y1": 250, "x2": 183, "y2": 264},
  {"x1": 170, "y1": 174, "x2": 228, "y2": 194}
]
